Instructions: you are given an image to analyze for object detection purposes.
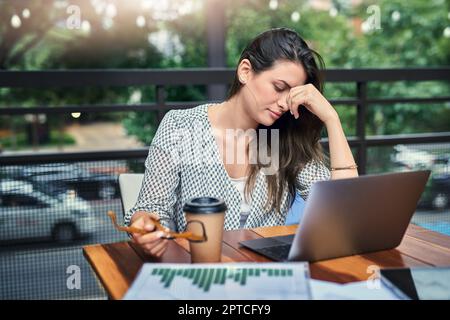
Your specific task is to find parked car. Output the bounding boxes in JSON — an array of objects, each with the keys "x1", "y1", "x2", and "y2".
[
  {"x1": 390, "y1": 147, "x2": 450, "y2": 211},
  {"x1": 0, "y1": 179, "x2": 99, "y2": 242},
  {"x1": 1, "y1": 163, "x2": 120, "y2": 201},
  {"x1": 390, "y1": 145, "x2": 435, "y2": 170},
  {"x1": 422, "y1": 154, "x2": 450, "y2": 210},
  {"x1": 428, "y1": 171, "x2": 450, "y2": 211}
]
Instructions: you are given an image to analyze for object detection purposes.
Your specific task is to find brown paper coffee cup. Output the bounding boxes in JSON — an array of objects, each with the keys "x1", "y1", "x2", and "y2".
[{"x1": 183, "y1": 197, "x2": 227, "y2": 263}]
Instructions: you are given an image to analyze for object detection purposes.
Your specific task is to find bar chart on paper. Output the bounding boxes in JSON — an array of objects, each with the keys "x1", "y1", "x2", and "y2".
[{"x1": 124, "y1": 263, "x2": 311, "y2": 300}]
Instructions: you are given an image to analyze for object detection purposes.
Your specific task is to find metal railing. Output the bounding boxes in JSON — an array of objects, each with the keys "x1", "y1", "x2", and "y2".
[{"x1": 1, "y1": 67, "x2": 450, "y2": 174}]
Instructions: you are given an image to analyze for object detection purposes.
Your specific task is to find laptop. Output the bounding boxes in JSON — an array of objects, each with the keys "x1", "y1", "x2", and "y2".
[{"x1": 239, "y1": 170, "x2": 431, "y2": 262}]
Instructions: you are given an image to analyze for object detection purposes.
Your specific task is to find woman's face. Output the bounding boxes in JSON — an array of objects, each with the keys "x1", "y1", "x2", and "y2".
[{"x1": 239, "y1": 59, "x2": 308, "y2": 126}]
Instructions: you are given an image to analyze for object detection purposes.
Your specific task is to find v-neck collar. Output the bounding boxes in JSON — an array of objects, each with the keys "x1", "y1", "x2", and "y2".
[
  {"x1": 203, "y1": 103, "x2": 264, "y2": 228},
  {"x1": 204, "y1": 103, "x2": 248, "y2": 182}
]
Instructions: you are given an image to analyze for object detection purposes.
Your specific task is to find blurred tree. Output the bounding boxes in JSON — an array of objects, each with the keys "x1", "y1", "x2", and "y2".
[
  {"x1": 224, "y1": 0, "x2": 449, "y2": 139},
  {"x1": 0, "y1": 0, "x2": 58, "y2": 69},
  {"x1": 0, "y1": 0, "x2": 167, "y2": 148},
  {"x1": 0, "y1": 0, "x2": 448, "y2": 153}
]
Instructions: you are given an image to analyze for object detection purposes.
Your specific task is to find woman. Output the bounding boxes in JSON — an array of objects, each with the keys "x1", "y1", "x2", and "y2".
[{"x1": 125, "y1": 27, "x2": 358, "y2": 258}]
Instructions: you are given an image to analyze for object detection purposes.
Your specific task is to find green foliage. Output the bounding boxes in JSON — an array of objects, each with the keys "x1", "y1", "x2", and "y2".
[
  {"x1": 225, "y1": 0, "x2": 449, "y2": 138},
  {"x1": 0, "y1": 129, "x2": 75, "y2": 150},
  {"x1": 0, "y1": 0, "x2": 448, "y2": 150}
]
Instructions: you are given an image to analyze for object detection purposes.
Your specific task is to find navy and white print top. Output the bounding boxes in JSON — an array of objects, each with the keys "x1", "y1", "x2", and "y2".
[{"x1": 124, "y1": 103, "x2": 331, "y2": 231}]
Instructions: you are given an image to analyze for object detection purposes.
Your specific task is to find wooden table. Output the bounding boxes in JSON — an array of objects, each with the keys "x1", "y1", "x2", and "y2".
[{"x1": 83, "y1": 224, "x2": 450, "y2": 300}]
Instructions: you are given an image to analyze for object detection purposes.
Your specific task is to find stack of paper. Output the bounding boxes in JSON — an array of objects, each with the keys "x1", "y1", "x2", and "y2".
[
  {"x1": 124, "y1": 262, "x2": 311, "y2": 300},
  {"x1": 309, "y1": 279, "x2": 402, "y2": 300}
]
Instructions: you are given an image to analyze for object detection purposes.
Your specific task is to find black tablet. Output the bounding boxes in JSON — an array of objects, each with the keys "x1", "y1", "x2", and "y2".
[{"x1": 380, "y1": 267, "x2": 450, "y2": 300}]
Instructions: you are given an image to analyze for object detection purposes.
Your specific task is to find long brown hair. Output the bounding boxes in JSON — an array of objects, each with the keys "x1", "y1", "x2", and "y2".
[{"x1": 227, "y1": 27, "x2": 328, "y2": 215}]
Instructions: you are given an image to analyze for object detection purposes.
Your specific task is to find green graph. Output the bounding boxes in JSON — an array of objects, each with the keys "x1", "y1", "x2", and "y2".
[{"x1": 151, "y1": 267, "x2": 294, "y2": 292}]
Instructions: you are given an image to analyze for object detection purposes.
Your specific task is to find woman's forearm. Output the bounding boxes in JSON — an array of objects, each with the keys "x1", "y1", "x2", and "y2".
[{"x1": 324, "y1": 114, "x2": 359, "y2": 180}]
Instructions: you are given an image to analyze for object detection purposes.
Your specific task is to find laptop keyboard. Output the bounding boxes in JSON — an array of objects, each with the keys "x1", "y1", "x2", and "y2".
[{"x1": 258, "y1": 244, "x2": 292, "y2": 261}]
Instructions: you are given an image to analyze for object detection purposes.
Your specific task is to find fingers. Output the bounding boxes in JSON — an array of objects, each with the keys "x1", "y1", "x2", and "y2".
[
  {"x1": 143, "y1": 239, "x2": 169, "y2": 258},
  {"x1": 133, "y1": 230, "x2": 167, "y2": 258},
  {"x1": 131, "y1": 211, "x2": 160, "y2": 233},
  {"x1": 133, "y1": 230, "x2": 166, "y2": 245},
  {"x1": 287, "y1": 88, "x2": 306, "y2": 119},
  {"x1": 152, "y1": 239, "x2": 169, "y2": 257},
  {"x1": 129, "y1": 211, "x2": 170, "y2": 258},
  {"x1": 154, "y1": 245, "x2": 168, "y2": 258},
  {"x1": 142, "y1": 217, "x2": 157, "y2": 232}
]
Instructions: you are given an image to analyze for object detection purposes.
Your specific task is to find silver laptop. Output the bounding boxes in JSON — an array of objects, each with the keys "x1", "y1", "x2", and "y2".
[{"x1": 239, "y1": 170, "x2": 431, "y2": 262}]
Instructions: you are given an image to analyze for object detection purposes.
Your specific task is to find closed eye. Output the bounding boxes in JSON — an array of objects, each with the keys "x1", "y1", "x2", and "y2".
[{"x1": 273, "y1": 85, "x2": 286, "y2": 92}]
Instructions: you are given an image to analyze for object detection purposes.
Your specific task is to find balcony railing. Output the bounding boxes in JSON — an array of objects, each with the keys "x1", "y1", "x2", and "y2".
[{"x1": 1, "y1": 67, "x2": 450, "y2": 174}]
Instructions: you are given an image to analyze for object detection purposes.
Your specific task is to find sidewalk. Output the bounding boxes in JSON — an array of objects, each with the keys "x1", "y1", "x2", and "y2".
[{"x1": 1, "y1": 122, "x2": 145, "y2": 155}]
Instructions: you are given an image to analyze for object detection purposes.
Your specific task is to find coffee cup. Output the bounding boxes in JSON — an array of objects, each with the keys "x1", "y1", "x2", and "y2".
[{"x1": 183, "y1": 197, "x2": 227, "y2": 263}]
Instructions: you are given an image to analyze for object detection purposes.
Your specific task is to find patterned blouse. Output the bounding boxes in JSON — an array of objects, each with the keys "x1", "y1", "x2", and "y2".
[{"x1": 124, "y1": 103, "x2": 331, "y2": 231}]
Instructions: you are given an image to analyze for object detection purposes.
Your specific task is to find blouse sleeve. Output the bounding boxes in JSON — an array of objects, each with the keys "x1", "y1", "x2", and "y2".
[
  {"x1": 124, "y1": 110, "x2": 181, "y2": 228},
  {"x1": 295, "y1": 159, "x2": 331, "y2": 201}
]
